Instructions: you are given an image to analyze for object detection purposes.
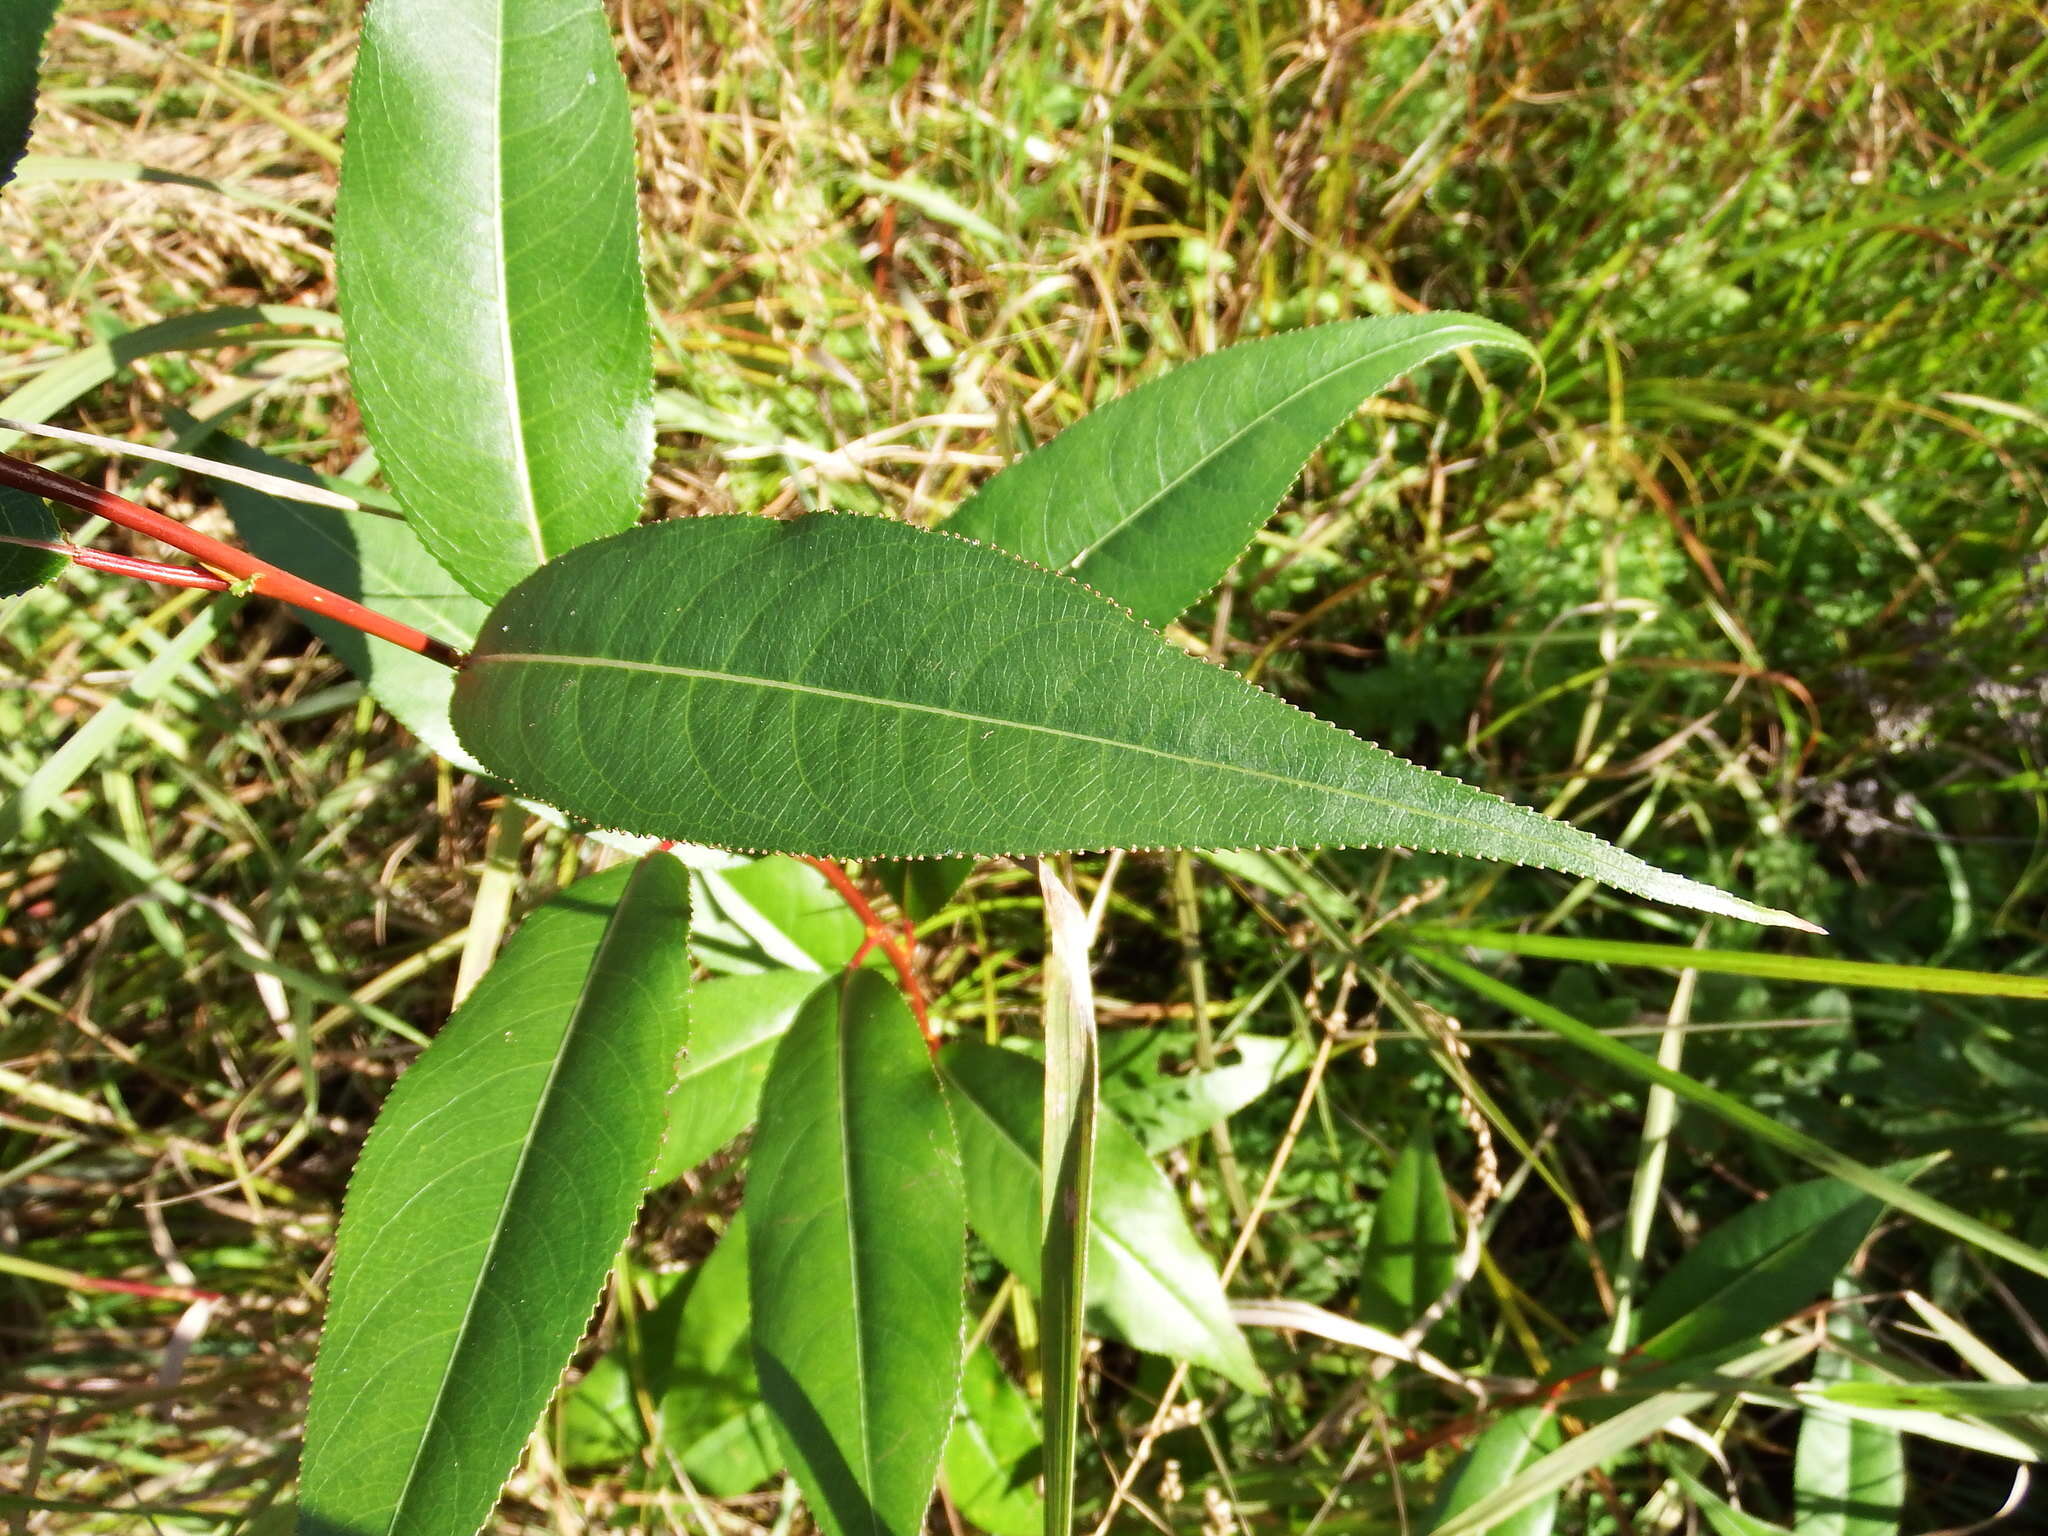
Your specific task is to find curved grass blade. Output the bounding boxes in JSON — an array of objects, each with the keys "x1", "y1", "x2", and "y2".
[
  {"x1": 0, "y1": 486, "x2": 69, "y2": 597},
  {"x1": 0, "y1": 0, "x2": 60, "y2": 191},
  {"x1": 1037, "y1": 863, "x2": 1098, "y2": 1536},
  {"x1": 746, "y1": 968, "x2": 965, "y2": 1536},
  {"x1": 298, "y1": 855, "x2": 691, "y2": 1536},
  {"x1": 454, "y1": 514, "x2": 1812, "y2": 932},
  {"x1": 339, "y1": 0, "x2": 652, "y2": 604},
  {"x1": 945, "y1": 314, "x2": 1534, "y2": 626},
  {"x1": 938, "y1": 1038, "x2": 1263, "y2": 1393},
  {"x1": 1413, "y1": 949, "x2": 2048, "y2": 1282}
]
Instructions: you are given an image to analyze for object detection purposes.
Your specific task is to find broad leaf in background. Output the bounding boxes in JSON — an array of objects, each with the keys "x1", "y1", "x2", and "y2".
[
  {"x1": 1796, "y1": 1290, "x2": 1905, "y2": 1536},
  {"x1": 561, "y1": 1218, "x2": 780, "y2": 1495},
  {"x1": 1634, "y1": 1175, "x2": 1886, "y2": 1364},
  {"x1": 1037, "y1": 863, "x2": 1099, "y2": 1536},
  {"x1": 870, "y1": 856, "x2": 975, "y2": 922},
  {"x1": 647, "y1": 969, "x2": 823, "y2": 1184},
  {"x1": 299, "y1": 855, "x2": 692, "y2": 1536},
  {"x1": 747, "y1": 969, "x2": 965, "y2": 1536},
  {"x1": 455, "y1": 515, "x2": 1809, "y2": 931},
  {"x1": 209, "y1": 437, "x2": 486, "y2": 766},
  {"x1": 1357, "y1": 1120, "x2": 1461, "y2": 1340},
  {"x1": 1099, "y1": 1031, "x2": 1312, "y2": 1154},
  {"x1": 1427, "y1": 1406, "x2": 1564, "y2": 1536},
  {"x1": 939, "y1": 1037, "x2": 1263, "y2": 1393},
  {"x1": 338, "y1": 0, "x2": 652, "y2": 604},
  {"x1": 697, "y1": 856, "x2": 867, "y2": 972},
  {"x1": 946, "y1": 314, "x2": 1534, "y2": 626},
  {"x1": 941, "y1": 1345, "x2": 1043, "y2": 1536},
  {"x1": 0, "y1": 0, "x2": 60, "y2": 191},
  {"x1": 0, "y1": 486, "x2": 68, "y2": 597}
]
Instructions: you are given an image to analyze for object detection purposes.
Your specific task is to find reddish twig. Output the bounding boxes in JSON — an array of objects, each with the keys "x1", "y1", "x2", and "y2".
[
  {"x1": 801, "y1": 856, "x2": 935, "y2": 1049},
  {"x1": 2, "y1": 533, "x2": 236, "y2": 592},
  {"x1": 0, "y1": 450, "x2": 464, "y2": 668}
]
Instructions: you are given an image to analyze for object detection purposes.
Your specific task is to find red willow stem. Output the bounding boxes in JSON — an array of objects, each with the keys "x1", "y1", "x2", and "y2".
[
  {"x1": 67, "y1": 545, "x2": 234, "y2": 591},
  {"x1": 801, "y1": 855, "x2": 935, "y2": 1050},
  {"x1": 0, "y1": 450, "x2": 465, "y2": 669}
]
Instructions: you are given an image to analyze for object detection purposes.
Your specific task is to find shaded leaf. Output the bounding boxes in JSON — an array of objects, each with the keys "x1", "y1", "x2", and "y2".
[
  {"x1": 1674, "y1": 1468, "x2": 1796, "y2": 1536},
  {"x1": 1634, "y1": 1176, "x2": 1887, "y2": 1364},
  {"x1": 561, "y1": 1218, "x2": 779, "y2": 1494},
  {"x1": 1358, "y1": 1120, "x2": 1460, "y2": 1339},
  {"x1": 869, "y1": 856, "x2": 975, "y2": 923},
  {"x1": 747, "y1": 969, "x2": 965, "y2": 1536},
  {"x1": 0, "y1": 0, "x2": 60, "y2": 191},
  {"x1": 941, "y1": 1346, "x2": 1043, "y2": 1536},
  {"x1": 946, "y1": 314, "x2": 1535, "y2": 626},
  {"x1": 1099, "y1": 1032, "x2": 1312, "y2": 1154},
  {"x1": 938, "y1": 1037, "x2": 1262, "y2": 1393},
  {"x1": 1797, "y1": 1298, "x2": 1906, "y2": 1536},
  {"x1": 209, "y1": 436, "x2": 485, "y2": 766},
  {"x1": 1428, "y1": 1406, "x2": 1563, "y2": 1536},
  {"x1": 455, "y1": 514, "x2": 1807, "y2": 931},
  {"x1": 0, "y1": 486, "x2": 68, "y2": 597},
  {"x1": 338, "y1": 0, "x2": 652, "y2": 604},
  {"x1": 299, "y1": 855, "x2": 692, "y2": 1536},
  {"x1": 647, "y1": 969, "x2": 824, "y2": 1184}
]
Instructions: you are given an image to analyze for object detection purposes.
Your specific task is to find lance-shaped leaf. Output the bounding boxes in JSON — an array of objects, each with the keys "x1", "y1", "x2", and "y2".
[
  {"x1": 647, "y1": 968, "x2": 824, "y2": 1184},
  {"x1": 0, "y1": 0, "x2": 60, "y2": 192},
  {"x1": 939, "y1": 1038, "x2": 1263, "y2": 1393},
  {"x1": 338, "y1": 0, "x2": 652, "y2": 604},
  {"x1": 747, "y1": 968, "x2": 965, "y2": 1536},
  {"x1": 945, "y1": 314, "x2": 1533, "y2": 626},
  {"x1": 299, "y1": 855, "x2": 692, "y2": 1536},
  {"x1": 0, "y1": 487, "x2": 69, "y2": 597},
  {"x1": 1358, "y1": 1120, "x2": 1461, "y2": 1340},
  {"x1": 1037, "y1": 863, "x2": 1099, "y2": 1536},
  {"x1": 454, "y1": 514, "x2": 1811, "y2": 931}
]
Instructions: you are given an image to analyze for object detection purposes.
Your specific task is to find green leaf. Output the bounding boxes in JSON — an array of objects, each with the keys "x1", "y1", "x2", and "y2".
[
  {"x1": 1797, "y1": 1304, "x2": 1905, "y2": 1536},
  {"x1": 1673, "y1": 1469, "x2": 1796, "y2": 1536},
  {"x1": 0, "y1": 486, "x2": 68, "y2": 597},
  {"x1": 561, "y1": 1218, "x2": 779, "y2": 1494},
  {"x1": 299, "y1": 854, "x2": 692, "y2": 1536},
  {"x1": 945, "y1": 315, "x2": 1534, "y2": 627},
  {"x1": 338, "y1": 0, "x2": 652, "y2": 604},
  {"x1": 696, "y1": 857, "x2": 868, "y2": 973},
  {"x1": 208, "y1": 437, "x2": 486, "y2": 766},
  {"x1": 1819, "y1": 1381, "x2": 2048, "y2": 1417},
  {"x1": 869, "y1": 857, "x2": 976, "y2": 923},
  {"x1": 1634, "y1": 1175, "x2": 1886, "y2": 1364},
  {"x1": 647, "y1": 969, "x2": 824, "y2": 1184},
  {"x1": 1099, "y1": 1032, "x2": 1312, "y2": 1155},
  {"x1": 746, "y1": 968, "x2": 965, "y2": 1536},
  {"x1": 1428, "y1": 1405, "x2": 1563, "y2": 1536},
  {"x1": 0, "y1": 0, "x2": 59, "y2": 192},
  {"x1": 1037, "y1": 863, "x2": 1099, "y2": 1536},
  {"x1": 941, "y1": 1346, "x2": 1043, "y2": 1536},
  {"x1": 938, "y1": 1038, "x2": 1263, "y2": 1393},
  {"x1": 454, "y1": 514, "x2": 1809, "y2": 932},
  {"x1": 1358, "y1": 1120, "x2": 1460, "y2": 1339}
]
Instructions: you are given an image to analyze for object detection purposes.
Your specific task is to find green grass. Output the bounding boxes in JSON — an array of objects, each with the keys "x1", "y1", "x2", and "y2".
[{"x1": 2, "y1": 1, "x2": 2045, "y2": 1530}]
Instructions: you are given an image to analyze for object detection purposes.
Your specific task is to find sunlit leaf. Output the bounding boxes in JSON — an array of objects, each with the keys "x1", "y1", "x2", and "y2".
[
  {"x1": 747, "y1": 969, "x2": 965, "y2": 1536},
  {"x1": 1099, "y1": 1032, "x2": 1312, "y2": 1154},
  {"x1": 338, "y1": 0, "x2": 652, "y2": 603},
  {"x1": 455, "y1": 514, "x2": 1809, "y2": 931},
  {"x1": 299, "y1": 855, "x2": 692, "y2": 1536},
  {"x1": 946, "y1": 315, "x2": 1535, "y2": 626},
  {"x1": 941, "y1": 1346, "x2": 1043, "y2": 1536},
  {"x1": 1796, "y1": 1298, "x2": 1905, "y2": 1536},
  {"x1": 648, "y1": 970, "x2": 823, "y2": 1184}
]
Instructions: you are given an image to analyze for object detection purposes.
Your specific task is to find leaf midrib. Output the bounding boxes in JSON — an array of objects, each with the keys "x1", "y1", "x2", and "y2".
[
  {"x1": 378, "y1": 859, "x2": 648, "y2": 1529},
  {"x1": 1058, "y1": 325, "x2": 1504, "y2": 577},
  {"x1": 488, "y1": 0, "x2": 546, "y2": 570},
  {"x1": 475, "y1": 650, "x2": 1593, "y2": 865}
]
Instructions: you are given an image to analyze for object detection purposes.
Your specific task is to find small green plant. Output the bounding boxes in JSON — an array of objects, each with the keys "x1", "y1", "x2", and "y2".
[{"x1": 32, "y1": 5, "x2": 2048, "y2": 1536}]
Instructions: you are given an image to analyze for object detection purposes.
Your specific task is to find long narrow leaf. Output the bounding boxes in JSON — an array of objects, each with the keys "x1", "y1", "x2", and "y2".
[
  {"x1": 339, "y1": 0, "x2": 652, "y2": 603},
  {"x1": 1037, "y1": 864, "x2": 1099, "y2": 1536},
  {"x1": 747, "y1": 969, "x2": 965, "y2": 1536},
  {"x1": 946, "y1": 315, "x2": 1534, "y2": 626},
  {"x1": 299, "y1": 855, "x2": 692, "y2": 1536},
  {"x1": 454, "y1": 514, "x2": 1812, "y2": 932}
]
